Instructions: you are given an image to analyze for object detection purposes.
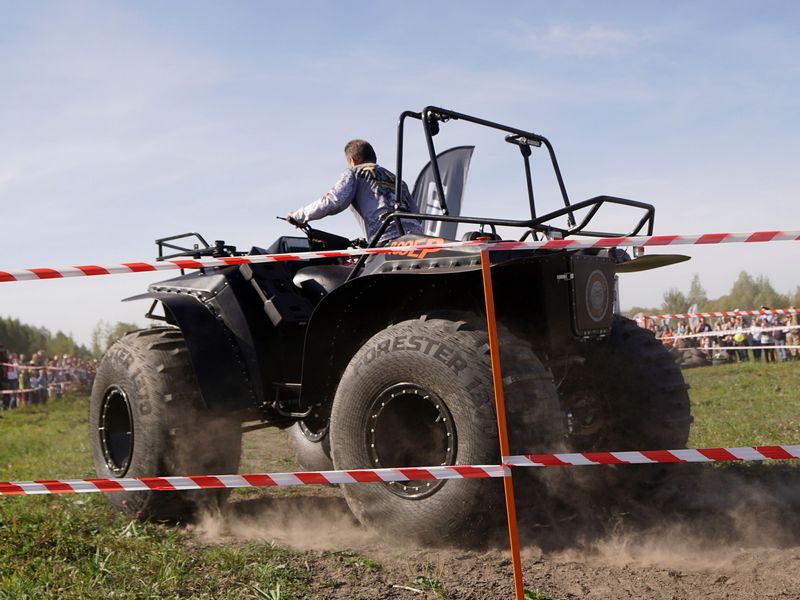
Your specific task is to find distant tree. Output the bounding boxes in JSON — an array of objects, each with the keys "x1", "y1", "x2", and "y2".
[
  {"x1": 728, "y1": 271, "x2": 758, "y2": 309},
  {"x1": 686, "y1": 274, "x2": 708, "y2": 308},
  {"x1": 751, "y1": 274, "x2": 789, "y2": 309},
  {"x1": 662, "y1": 288, "x2": 688, "y2": 315},
  {"x1": 621, "y1": 271, "x2": 798, "y2": 318},
  {"x1": 791, "y1": 287, "x2": 800, "y2": 307},
  {"x1": 0, "y1": 317, "x2": 48, "y2": 355},
  {"x1": 47, "y1": 330, "x2": 91, "y2": 358},
  {"x1": 106, "y1": 322, "x2": 138, "y2": 350},
  {"x1": 625, "y1": 305, "x2": 662, "y2": 318},
  {"x1": 90, "y1": 321, "x2": 108, "y2": 357},
  {"x1": 91, "y1": 320, "x2": 140, "y2": 357}
]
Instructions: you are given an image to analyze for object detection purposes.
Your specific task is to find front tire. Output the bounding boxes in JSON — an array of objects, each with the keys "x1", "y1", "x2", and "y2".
[
  {"x1": 329, "y1": 314, "x2": 564, "y2": 543},
  {"x1": 90, "y1": 328, "x2": 242, "y2": 521}
]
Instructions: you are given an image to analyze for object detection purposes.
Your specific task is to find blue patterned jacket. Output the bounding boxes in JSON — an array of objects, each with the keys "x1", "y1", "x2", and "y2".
[{"x1": 290, "y1": 163, "x2": 423, "y2": 245}]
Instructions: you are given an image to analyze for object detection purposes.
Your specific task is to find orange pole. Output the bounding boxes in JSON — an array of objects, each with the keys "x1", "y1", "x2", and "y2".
[{"x1": 480, "y1": 248, "x2": 525, "y2": 600}]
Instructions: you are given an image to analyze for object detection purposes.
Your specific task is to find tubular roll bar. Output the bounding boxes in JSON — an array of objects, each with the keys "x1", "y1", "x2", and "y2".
[
  {"x1": 393, "y1": 106, "x2": 580, "y2": 232},
  {"x1": 347, "y1": 105, "x2": 659, "y2": 280}
]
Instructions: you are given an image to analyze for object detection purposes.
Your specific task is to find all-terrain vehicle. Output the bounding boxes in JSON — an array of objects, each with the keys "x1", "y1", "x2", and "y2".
[{"x1": 90, "y1": 106, "x2": 691, "y2": 541}]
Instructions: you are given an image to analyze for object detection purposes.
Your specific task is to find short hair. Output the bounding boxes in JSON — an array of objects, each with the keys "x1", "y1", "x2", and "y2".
[{"x1": 344, "y1": 139, "x2": 377, "y2": 164}]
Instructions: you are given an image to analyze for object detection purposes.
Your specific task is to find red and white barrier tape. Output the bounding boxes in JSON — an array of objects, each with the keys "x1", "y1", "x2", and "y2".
[
  {"x1": 677, "y1": 345, "x2": 800, "y2": 352},
  {"x1": 644, "y1": 308, "x2": 800, "y2": 321},
  {"x1": 665, "y1": 325, "x2": 800, "y2": 341},
  {"x1": 503, "y1": 445, "x2": 800, "y2": 467},
  {"x1": 2, "y1": 445, "x2": 798, "y2": 496},
  {"x1": 1, "y1": 229, "x2": 799, "y2": 284},
  {"x1": 0, "y1": 465, "x2": 508, "y2": 496},
  {"x1": 0, "y1": 363, "x2": 76, "y2": 372},
  {"x1": 1, "y1": 383, "x2": 74, "y2": 396},
  {"x1": 1, "y1": 388, "x2": 37, "y2": 396}
]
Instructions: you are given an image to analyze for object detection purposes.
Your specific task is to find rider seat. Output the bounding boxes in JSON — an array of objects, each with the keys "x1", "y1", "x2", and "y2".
[{"x1": 293, "y1": 265, "x2": 353, "y2": 300}]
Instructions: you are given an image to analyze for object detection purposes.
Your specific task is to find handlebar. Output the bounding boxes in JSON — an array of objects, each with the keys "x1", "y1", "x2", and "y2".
[{"x1": 277, "y1": 216, "x2": 365, "y2": 250}]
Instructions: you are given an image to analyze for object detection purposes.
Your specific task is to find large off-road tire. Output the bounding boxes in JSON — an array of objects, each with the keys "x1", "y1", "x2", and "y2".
[
  {"x1": 329, "y1": 313, "x2": 565, "y2": 544},
  {"x1": 286, "y1": 421, "x2": 333, "y2": 472},
  {"x1": 90, "y1": 327, "x2": 242, "y2": 521},
  {"x1": 558, "y1": 316, "x2": 692, "y2": 483}
]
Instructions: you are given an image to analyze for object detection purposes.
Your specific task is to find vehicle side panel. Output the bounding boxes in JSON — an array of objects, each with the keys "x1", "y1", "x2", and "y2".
[{"x1": 298, "y1": 254, "x2": 583, "y2": 411}]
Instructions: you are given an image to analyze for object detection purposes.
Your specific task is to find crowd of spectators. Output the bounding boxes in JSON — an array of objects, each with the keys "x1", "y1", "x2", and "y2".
[
  {"x1": 0, "y1": 346, "x2": 97, "y2": 411},
  {"x1": 637, "y1": 308, "x2": 800, "y2": 364}
]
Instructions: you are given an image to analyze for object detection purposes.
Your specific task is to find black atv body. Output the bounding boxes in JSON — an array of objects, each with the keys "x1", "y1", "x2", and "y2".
[
  {"x1": 135, "y1": 235, "x2": 619, "y2": 421},
  {"x1": 91, "y1": 107, "x2": 691, "y2": 538}
]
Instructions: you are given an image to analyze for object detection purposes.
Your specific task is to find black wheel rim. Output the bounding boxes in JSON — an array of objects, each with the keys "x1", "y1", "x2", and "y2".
[
  {"x1": 299, "y1": 420, "x2": 328, "y2": 443},
  {"x1": 99, "y1": 386, "x2": 134, "y2": 476},
  {"x1": 366, "y1": 383, "x2": 456, "y2": 499}
]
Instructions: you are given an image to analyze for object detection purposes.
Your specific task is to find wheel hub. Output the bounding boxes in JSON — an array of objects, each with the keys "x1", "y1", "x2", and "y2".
[
  {"x1": 564, "y1": 389, "x2": 609, "y2": 445},
  {"x1": 98, "y1": 386, "x2": 134, "y2": 476},
  {"x1": 299, "y1": 419, "x2": 328, "y2": 443},
  {"x1": 366, "y1": 383, "x2": 456, "y2": 499}
]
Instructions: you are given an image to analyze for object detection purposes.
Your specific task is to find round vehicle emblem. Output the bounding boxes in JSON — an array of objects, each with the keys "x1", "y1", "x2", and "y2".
[{"x1": 585, "y1": 269, "x2": 610, "y2": 322}]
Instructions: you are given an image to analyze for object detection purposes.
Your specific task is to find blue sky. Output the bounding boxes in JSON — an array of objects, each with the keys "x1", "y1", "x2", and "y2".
[{"x1": 2, "y1": 1, "x2": 800, "y2": 345}]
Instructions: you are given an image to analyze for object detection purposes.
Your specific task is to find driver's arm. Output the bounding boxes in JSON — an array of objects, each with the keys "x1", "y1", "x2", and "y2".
[{"x1": 289, "y1": 169, "x2": 356, "y2": 225}]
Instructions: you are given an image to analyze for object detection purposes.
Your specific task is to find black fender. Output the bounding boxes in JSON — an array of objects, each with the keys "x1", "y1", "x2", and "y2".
[
  {"x1": 134, "y1": 290, "x2": 260, "y2": 413},
  {"x1": 298, "y1": 266, "x2": 486, "y2": 411}
]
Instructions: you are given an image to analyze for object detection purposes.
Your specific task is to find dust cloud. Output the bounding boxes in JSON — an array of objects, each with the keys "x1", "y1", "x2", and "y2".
[
  {"x1": 191, "y1": 494, "x2": 381, "y2": 551},
  {"x1": 519, "y1": 462, "x2": 800, "y2": 569},
  {"x1": 182, "y1": 418, "x2": 800, "y2": 599},
  {"x1": 189, "y1": 462, "x2": 800, "y2": 567}
]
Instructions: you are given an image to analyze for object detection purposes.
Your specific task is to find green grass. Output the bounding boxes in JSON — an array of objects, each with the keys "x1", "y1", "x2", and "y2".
[
  {"x1": 685, "y1": 361, "x2": 800, "y2": 448},
  {"x1": 0, "y1": 396, "x2": 310, "y2": 599},
  {"x1": 1, "y1": 362, "x2": 799, "y2": 597}
]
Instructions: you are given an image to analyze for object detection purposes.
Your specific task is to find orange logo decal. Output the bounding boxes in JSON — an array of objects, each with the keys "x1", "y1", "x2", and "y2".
[{"x1": 387, "y1": 238, "x2": 445, "y2": 259}]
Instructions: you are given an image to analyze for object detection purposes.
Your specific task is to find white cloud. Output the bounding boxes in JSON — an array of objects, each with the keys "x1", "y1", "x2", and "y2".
[{"x1": 496, "y1": 23, "x2": 641, "y2": 57}]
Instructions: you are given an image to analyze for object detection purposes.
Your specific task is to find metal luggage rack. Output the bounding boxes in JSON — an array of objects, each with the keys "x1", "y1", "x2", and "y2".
[{"x1": 155, "y1": 232, "x2": 245, "y2": 261}]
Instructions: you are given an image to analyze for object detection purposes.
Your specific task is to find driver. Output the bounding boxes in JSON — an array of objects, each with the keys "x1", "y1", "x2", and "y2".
[{"x1": 287, "y1": 139, "x2": 423, "y2": 245}]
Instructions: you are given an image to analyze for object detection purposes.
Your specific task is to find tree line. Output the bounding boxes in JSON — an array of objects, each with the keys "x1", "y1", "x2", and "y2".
[
  {"x1": 0, "y1": 317, "x2": 139, "y2": 358},
  {"x1": 628, "y1": 271, "x2": 800, "y2": 316},
  {"x1": 0, "y1": 316, "x2": 91, "y2": 358}
]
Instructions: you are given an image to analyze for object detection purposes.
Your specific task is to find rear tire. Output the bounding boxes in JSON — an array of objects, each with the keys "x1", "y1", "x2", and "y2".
[
  {"x1": 558, "y1": 316, "x2": 692, "y2": 492},
  {"x1": 90, "y1": 328, "x2": 242, "y2": 521},
  {"x1": 329, "y1": 314, "x2": 565, "y2": 544},
  {"x1": 286, "y1": 421, "x2": 333, "y2": 472}
]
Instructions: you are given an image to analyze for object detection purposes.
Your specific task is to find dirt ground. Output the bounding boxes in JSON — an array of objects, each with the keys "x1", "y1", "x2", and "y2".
[{"x1": 196, "y1": 428, "x2": 800, "y2": 599}]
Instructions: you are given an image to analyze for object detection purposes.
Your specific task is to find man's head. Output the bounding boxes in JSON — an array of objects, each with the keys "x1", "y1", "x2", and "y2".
[{"x1": 344, "y1": 139, "x2": 377, "y2": 167}]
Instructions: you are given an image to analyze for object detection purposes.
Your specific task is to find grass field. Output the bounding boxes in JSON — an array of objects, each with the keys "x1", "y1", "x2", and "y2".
[
  {"x1": 684, "y1": 361, "x2": 800, "y2": 447},
  {"x1": 0, "y1": 397, "x2": 311, "y2": 599},
  {"x1": 1, "y1": 361, "x2": 798, "y2": 598}
]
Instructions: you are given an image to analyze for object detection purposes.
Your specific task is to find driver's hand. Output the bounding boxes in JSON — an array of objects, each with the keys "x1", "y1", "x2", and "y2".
[{"x1": 286, "y1": 213, "x2": 301, "y2": 228}]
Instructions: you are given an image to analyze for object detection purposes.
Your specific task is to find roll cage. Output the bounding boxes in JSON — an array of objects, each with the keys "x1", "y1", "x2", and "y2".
[{"x1": 377, "y1": 105, "x2": 655, "y2": 246}]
